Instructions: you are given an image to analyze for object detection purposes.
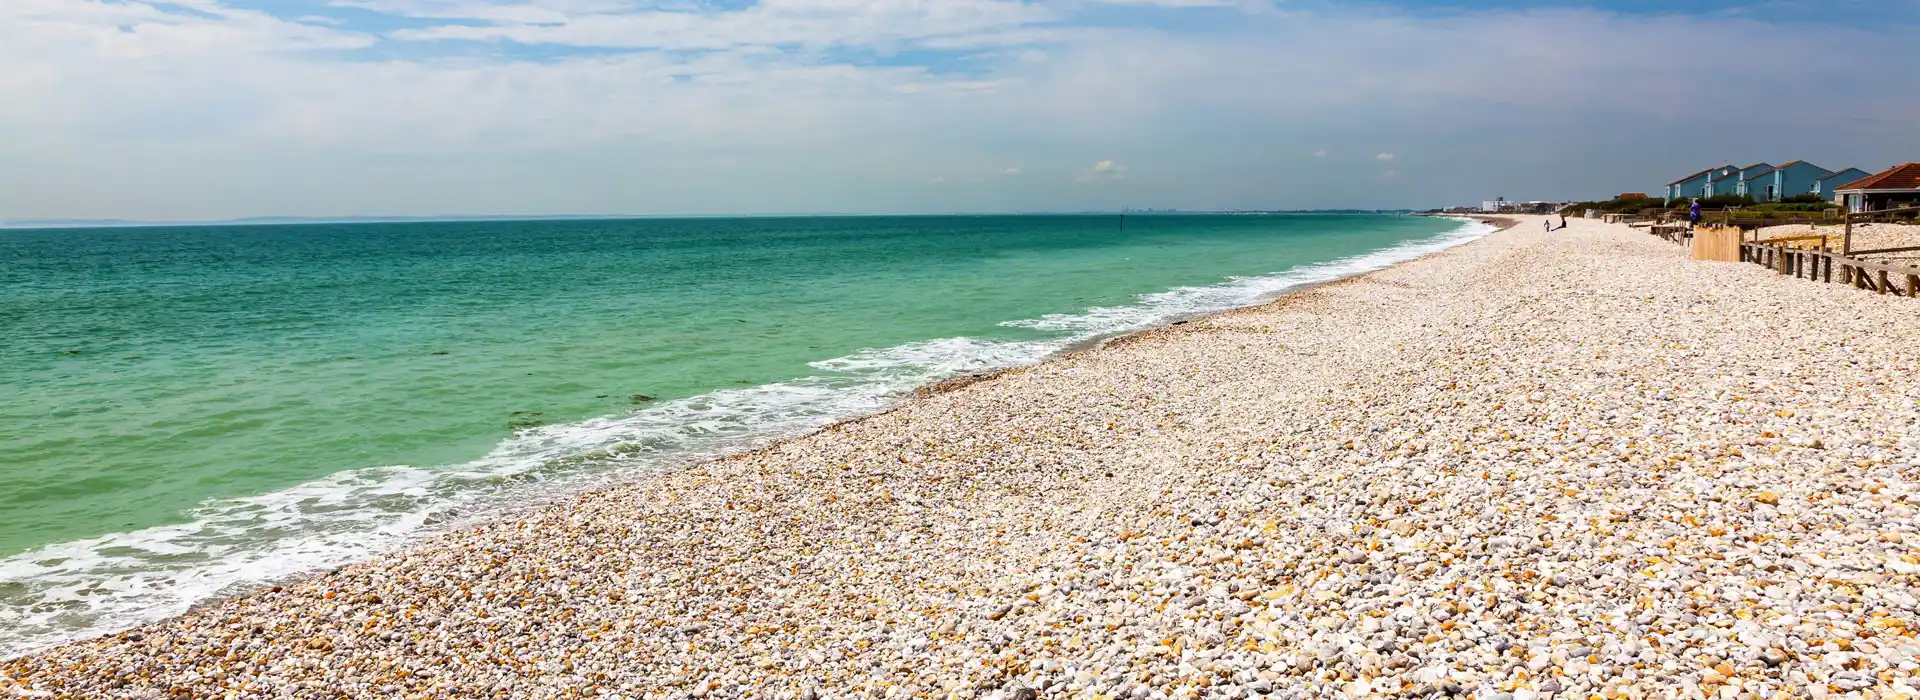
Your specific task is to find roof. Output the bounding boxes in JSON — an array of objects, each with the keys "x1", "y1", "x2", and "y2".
[
  {"x1": 1832, "y1": 163, "x2": 1920, "y2": 192},
  {"x1": 1745, "y1": 161, "x2": 1830, "y2": 180},
  {"x1": 1739, "y1": 163, "x2": 1773, "y2": 174},
  {"x1": 1816, "y1": 168, "x2": 1869, "y2": 182},
  {"x1": 1706, "y1": 165, "x2": 1744, "y2": 180}
]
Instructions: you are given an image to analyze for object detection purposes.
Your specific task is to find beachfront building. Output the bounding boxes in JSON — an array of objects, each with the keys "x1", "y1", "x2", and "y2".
[
  {"x1": 1814, "y1": 168, "x2": 1871, "y2": 203},
  {"x1": 1479, "y1": 199, "x2": 1568, "y2": 214},
  {"x1": 1708, "y1": 163, "x2": 1772, "y2": 198},
  {"x1": 1665, "y1": 165, "x2": 1736, "y2": 202},
  {"x1": 1834, "y1": 163, "x2": 1920, "y2": 212},
  {"x1": 1737, "y1": 161, "x2": 1843, "y2": 203}
]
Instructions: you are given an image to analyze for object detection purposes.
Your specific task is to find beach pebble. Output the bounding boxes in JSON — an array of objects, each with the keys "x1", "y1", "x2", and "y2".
[{"x1": 5, "y1": 217, "x2": 1917, "y2": 699}]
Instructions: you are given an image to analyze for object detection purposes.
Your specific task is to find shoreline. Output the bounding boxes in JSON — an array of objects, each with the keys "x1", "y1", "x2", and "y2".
[
  {"x1": 12, "y1": 214, "x2": 1915, "y2": 698},
  {"x1": 0, "y1": 217, "x2": 1503, "y2": 655},
  {"x1": 915, "y1": 215, "x2": 1516, "y2": 399},
  {"x1": 0, "y1": 215, "x2": 1501, "y2": 661},
  {"x1": 0, "y1": 214, "x2": 1496, "y2": 660}
]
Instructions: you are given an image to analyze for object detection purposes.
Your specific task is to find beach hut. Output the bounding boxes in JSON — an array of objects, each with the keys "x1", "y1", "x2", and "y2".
[
  {"x1": 1737, "y1": 161, "x2": 1836, "y2": 203},
  {"x1": 1813, "y1": 168, "x2": 1871, "y2": 203},
  {"x1": 1834, "y1": 164, "x2": 1920, "y2": 212},
  {"x1": 1665, "y1": 166, "x2": 1733, "y2": 202},
  {"x1": 1710, "y1": 163, "x2": 1772, "y2": 199}
]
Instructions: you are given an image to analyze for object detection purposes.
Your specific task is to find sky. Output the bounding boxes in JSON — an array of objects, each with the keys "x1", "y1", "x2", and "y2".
[{"x1": 3, "y1": 0, "x2": 1919, "y2": 220}]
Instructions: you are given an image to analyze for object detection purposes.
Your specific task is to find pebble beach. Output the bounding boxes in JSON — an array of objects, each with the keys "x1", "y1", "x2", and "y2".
[
  {"x1": 1756, "y1": 223, "x2": 1920, "y2": 265},
  {"x1": 6, "y1": 215, "x2": 1919, "y2": 699}
]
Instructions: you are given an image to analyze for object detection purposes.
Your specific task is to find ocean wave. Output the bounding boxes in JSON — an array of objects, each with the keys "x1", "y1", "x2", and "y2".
[{"x1": 0, "y1": 217, "x2": 1493, "y2": 659}]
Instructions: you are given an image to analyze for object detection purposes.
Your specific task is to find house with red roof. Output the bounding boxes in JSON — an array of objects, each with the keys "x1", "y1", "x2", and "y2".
[{"x1": 1833, "y1": 164, "x2": 1920, "y2": 212}]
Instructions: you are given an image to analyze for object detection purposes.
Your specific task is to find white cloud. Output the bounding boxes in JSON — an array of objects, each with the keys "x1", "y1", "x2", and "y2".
[
  {"x1": 1077, "y1": 159, "x2": 1127, "y2": 181},
  {"x1": 1087, "y1": 0, "x2": 1235, "y2": 6},
  {"x1": 3, "y1": 1, "x2": 1920, "y2": 219},
  {"x1": 371, "y1": 0, "x2": 1059, "y2": 50},
  {"x1": 1002, "y1": 167, "x2": 1021, "y2": 175},
  {"x1": 1375, "y1": 152, "x2": 1394, "y2": 161},
  {"x1": 929, "y1": 176, "x2": 947, "y2": 184}
]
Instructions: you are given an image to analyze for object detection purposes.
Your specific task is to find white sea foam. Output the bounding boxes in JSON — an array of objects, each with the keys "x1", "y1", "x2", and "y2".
[{"x1": 0, "y1": 217, "x2": 1493, "y2": 659}]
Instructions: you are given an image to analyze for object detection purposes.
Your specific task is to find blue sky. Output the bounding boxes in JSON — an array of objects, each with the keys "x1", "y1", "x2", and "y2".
[{"x1": 3, "y1": 0, "x2": 1919, "y2": 219}]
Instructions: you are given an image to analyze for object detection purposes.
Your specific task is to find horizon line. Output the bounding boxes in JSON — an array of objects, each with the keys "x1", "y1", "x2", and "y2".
[{"x1": 0, "y1": 209, "x2": 1427, "y2": 231}]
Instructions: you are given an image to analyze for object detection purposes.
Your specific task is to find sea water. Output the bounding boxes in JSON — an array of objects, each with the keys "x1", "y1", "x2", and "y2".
[{"x1": 0, "y1": 214, "x2": 1488, "y2": 656}]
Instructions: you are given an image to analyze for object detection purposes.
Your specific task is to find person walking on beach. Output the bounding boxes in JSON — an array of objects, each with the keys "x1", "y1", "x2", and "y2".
[{"x1": 1689, "y1": 199, "x2": 1702, "y2": 230}]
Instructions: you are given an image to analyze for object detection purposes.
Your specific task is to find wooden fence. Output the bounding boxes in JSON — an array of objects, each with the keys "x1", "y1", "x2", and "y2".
[
  {"x1": 1642, "y1": 204, "x2": 1920, "y2": 255},
  {"x1": 1740, "y1": 243, "x2": 1920, "y2": 298},
  {"x1": 1841, "y1": 204, "x2": 1920, "y2": 256},
  {"x1": 1632, "y1": 211, "x2": 1919, "y2": 298}
]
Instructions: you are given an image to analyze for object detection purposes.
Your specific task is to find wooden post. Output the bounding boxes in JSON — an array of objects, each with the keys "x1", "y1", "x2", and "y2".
[
  {"x1": 1908, "y1": 274, "x2": 1918, "y2": 298},
  {"x1": 1879, "y1": 270, "x2": 1892, "y2": 295},
  {"x1": 1843, "y1": 210, "x2": 1853, "y2": 256}
]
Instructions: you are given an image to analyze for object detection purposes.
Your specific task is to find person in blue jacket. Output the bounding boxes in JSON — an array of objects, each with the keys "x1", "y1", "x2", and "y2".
[{"x1": 1689, "y1": 199, "x2": 1703, "y2": 229}]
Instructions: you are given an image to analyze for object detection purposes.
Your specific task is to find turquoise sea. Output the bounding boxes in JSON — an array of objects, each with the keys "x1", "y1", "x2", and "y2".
[{"x1": 0, "y1": 214, "x2": 1485, "y2": 656}]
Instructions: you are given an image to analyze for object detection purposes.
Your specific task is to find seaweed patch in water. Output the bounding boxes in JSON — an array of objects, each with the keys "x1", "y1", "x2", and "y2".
[{"x1": 506, "y1": 410, "x2": 547, "y2": 429}]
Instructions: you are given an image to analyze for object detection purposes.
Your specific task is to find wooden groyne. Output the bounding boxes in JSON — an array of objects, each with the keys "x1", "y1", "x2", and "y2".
[
  {"x1": 1739, "y1": 242, "x2": 1920, "y2": 298},
  {"x1": 1634, "y1": 219, "x2": 1920, "y2": 298}
]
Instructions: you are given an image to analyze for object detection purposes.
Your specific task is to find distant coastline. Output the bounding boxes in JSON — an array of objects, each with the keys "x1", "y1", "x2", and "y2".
[{"x1": 0, "y1": 210, "x2": 1424, "y2": 231}]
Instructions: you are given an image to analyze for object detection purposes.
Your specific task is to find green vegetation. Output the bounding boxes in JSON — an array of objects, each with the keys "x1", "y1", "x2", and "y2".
[
  {"x1": 1696, "y1": 195, "x2": 1755, "y2": 208},
  {"x1": 1561, "y1": 196, "x2": 1669, "y2": 215},
  {"x1": 1750, "y1": 201, "x2": 1840, "y2": 213},
  {"x1": 1557, "y1": 192, "x2": 1840, "y2": 223}
]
